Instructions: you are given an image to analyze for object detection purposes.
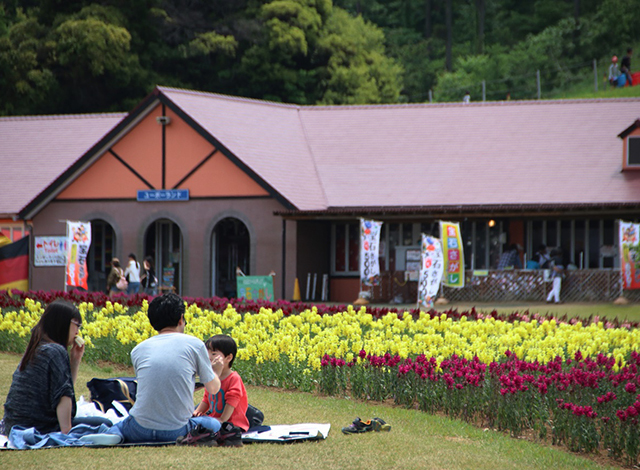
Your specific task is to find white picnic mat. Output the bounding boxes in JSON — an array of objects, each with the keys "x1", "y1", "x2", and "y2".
[{"x1": 242, "y1": 423, "x2": 330, "y2": 442}]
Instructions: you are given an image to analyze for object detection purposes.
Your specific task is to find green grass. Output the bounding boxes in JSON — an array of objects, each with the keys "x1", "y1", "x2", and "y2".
[
  {"x1": 0, "y1": 352, "x2": 625, "y2": 469},
  {"x1": 544, "y1": 71, "x2": 640, "y2": 100}
]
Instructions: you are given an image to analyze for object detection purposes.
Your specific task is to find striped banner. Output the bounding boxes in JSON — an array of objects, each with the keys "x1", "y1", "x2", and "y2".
[
  {"x1": 360, "y1": 219, "x2": 383, "y2": 286},
  {"x1": 66, "y1": 221, "x2": 92, "y2": 289},
  {"x1": 417, "y1": 234, "x2": 444, "y2": 309},
  {"x1": 0, "y1": 236, "x2": 29, "y2": 291}
]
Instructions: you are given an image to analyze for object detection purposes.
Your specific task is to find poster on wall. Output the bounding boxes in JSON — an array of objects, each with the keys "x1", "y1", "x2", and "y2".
[
  {"x1": 417, "y1": 234, "x2": 444, "y2": 309},
  {"x1": 360, "y1": 219, "x2": 383, "y2": 286},
  {"x1": 619, "y1": 220, "x2": 640, "y2": 289},
  {"x1": 162, "y1": 267, "x2": 175, "y2": 290},
  {"x1": 440, "y1": 221, "x2": 465, "y2": 288},
  {"x1": 65, "y1": 221, "x2": 91, "y2": 290},
  {"x1": 35, "y1": 236, "x2": 67, "y2": 266}
]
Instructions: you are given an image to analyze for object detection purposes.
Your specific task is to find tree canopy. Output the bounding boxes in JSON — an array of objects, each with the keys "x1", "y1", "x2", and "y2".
[
  {"x1": 0, "y1": 0, "x2": 402, "y2": 114},
  {"x1": 1, "y1": 0, "x2": 639, "y2": 115}
]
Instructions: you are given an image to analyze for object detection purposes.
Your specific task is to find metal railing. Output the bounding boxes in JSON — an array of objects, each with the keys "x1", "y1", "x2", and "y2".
[{"x1": 369, "y1": 270, "x2": 638, "y2": 304}]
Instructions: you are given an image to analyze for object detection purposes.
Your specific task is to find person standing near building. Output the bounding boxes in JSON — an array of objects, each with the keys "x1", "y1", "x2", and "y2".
[
  {"x1": 141, "y1": 256, "x2": 158, "y2": 296},
  {"x1": 545, "y1": 249, "x2": 564, "y2": 304},
  {"x1": 497, "y1": 244, "x2": 522, "y2": 269},
  {"x1": 106, "y1": 258, "x2": 125, "y2": 296},
  {"x1": 621, "y1": 48, "x2": 633, "y2": 87},
  {"x1": 125, "y1": 253, "x2": 141, "y2": 294}
]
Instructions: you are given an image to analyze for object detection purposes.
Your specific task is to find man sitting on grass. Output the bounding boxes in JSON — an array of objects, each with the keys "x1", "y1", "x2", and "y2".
[{"x1": 108, "y1": 293, "x2": 221, "y2": 443}]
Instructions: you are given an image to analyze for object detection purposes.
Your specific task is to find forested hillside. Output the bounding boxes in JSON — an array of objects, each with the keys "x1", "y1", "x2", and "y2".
[{"x1": 1, "y1": 0, "x2": 639, "y2": 115}]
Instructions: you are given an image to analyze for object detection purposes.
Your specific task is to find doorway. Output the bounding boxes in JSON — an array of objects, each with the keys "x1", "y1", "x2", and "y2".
[
  {"x1": 144, "y1": 219, "x2": 183, "y2": 294},
  {"x1": 212, "y1": 217, "x2": 250, "y2": 297},
  {"x1": 87, "y1": 219, "x2": 115, "y2": 293}
]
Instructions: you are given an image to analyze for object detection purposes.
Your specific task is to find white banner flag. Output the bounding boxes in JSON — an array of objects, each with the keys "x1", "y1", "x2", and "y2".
[
  {"x1": 418, "y1": 234, "x2": 444, "y2": 309},
  {"x1": 66, "y1": 221, "x2": 92, "y2": 289},
  {"x1": 620, "y1": 220, "x2": 640, "y2": 289},
  {"x1": 360, "y1": 219, "x2": 383, "y2": 286}
]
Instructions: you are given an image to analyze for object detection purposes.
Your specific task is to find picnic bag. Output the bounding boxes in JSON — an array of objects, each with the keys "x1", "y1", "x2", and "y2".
[
  {"x1": 87, "y1": 377, "x2": 137, "y2": 415},
  {"x1": 246, "y1": 404, "x2": 264, "y2": 429}
]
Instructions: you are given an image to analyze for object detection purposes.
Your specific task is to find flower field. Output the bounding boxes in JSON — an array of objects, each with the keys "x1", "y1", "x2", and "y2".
[{"x1": 1, "y1": 291, "x2": 640, "y2": 465}]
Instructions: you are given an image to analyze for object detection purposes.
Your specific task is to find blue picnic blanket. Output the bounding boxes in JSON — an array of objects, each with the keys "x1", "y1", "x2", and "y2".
[{"x1": 8, "y1": 423, "x2": 114, "y2": 449}]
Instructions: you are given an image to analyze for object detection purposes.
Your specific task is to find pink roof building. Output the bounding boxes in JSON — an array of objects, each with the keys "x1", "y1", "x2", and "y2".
[{"x1": 1, "y1": 86, "x2": 639, "y2": 301}]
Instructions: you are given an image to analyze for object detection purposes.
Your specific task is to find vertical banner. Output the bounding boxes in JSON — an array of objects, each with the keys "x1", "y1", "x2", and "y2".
[
  {"x1": 440, "y1": 221, "x2": 465, "y2": 288},
  {"x1": 417, "y1": 234, "x2": 444, "y2": 309},
  {"x1": 360, "y1": 219, "x2": 383, "y2": 286},
  {"x1": 66, "y1": 221, "x2": 91, "y2": 290},
  {"x1": 620, "y1": 220, "x2": 640, "y2": 289}
]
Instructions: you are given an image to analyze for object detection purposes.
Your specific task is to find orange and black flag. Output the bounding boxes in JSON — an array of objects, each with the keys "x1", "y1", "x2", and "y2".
[{"x1": 0, "y1": 235, "x2": 29, "y2": 291}]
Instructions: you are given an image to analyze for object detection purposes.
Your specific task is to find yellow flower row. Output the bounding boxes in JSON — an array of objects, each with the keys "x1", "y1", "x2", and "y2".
[{"x1": 1, "y1": 301, "x2": 639, "y2": 373}]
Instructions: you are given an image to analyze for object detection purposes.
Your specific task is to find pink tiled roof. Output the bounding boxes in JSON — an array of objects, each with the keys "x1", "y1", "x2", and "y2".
[
  {"x1": 158, "y1": 88, "x2": 640, "y2": 211},
  {"x1": 299, "y1": 99, "x2": 640, "y2": 209},
  {"x1": 4, "y1": 88, "x2": 640, "y2": 217},
  {"x1": 0, "y1": 113, "x2": 125, "y2": 216}
]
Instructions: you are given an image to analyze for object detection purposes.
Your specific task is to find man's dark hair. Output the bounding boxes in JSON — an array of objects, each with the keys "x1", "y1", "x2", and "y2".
[
  {"x1": 147, "y1": 293, "x2": 184, "y2": 331},
  {"x1": 628, "y1": 48, "x2": 633, "y2": 54},
  {"x1": 205, "y1": 334, "x2": 238, "y2": 368}
]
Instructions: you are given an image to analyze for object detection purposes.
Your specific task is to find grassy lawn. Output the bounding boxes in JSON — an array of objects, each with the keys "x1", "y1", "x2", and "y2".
[{"x1": 0, "y1": 351, "x2": 626, "y2": 470}]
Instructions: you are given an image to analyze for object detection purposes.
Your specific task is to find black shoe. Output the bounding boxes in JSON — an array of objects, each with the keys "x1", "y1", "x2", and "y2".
[
  {"x1": 176, "y1": 424, "x2": 219, "y2": 446},
  {"x1": 217, "y1": 421, "x2": 244, "y2": 447},
  {"x1": 342, "y1": 417, "x2": 377, "y2": 434}
]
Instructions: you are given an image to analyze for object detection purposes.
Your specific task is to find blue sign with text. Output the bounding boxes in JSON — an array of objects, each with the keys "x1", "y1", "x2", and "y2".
[{"x1": 137, "y1": 189, "x2": 189, "y2": 202}]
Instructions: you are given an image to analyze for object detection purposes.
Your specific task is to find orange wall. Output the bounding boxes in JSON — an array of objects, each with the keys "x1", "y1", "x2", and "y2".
[{"x1": 57, "y1": 103, "x2": 269, "y2": 200}]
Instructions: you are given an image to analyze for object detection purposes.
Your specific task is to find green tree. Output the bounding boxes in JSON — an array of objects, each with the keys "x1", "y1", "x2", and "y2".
[
  {"x1": 0, "y1": 9, "x2": 57, "y2": 115},
  {"x1": 236, "y1": 0, "x2": 402, "y2": 104},
  {"x1": 317, "y1": 8, "x2": 403, "y2": 104}
]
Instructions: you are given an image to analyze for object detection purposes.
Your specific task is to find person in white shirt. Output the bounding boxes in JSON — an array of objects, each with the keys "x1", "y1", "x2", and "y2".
[
  {"x1": 608, "y1": 56, "x2": 620, "y2": 87},
  {"x1": 124, "y1": 253, "x2": 141, "y2": 294},
  {"x1": 107, "y1": 293, "x2": 221, "y2": 443}
]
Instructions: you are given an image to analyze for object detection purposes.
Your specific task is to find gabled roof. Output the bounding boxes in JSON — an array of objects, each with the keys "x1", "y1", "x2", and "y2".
[
  {"x1": 0, "y1": 113, "x2": 125, "y2": 217},
  {"x1": 3, "y1": 87, "x2": 640, "y2": 219},
  {"x1": 157, "y1": 87, "x2": 327, "y2": 211},
  {"x1": 619, "y1": 118, "x2": 640, "y2": 139}
]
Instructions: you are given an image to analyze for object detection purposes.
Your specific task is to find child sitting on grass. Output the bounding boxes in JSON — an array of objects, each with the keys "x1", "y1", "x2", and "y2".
[{"x1": 194, "y1": 335, "x2": 249, "y2": 436}]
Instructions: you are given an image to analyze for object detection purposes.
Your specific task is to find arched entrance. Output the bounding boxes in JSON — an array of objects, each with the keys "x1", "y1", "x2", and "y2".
[
  {"x1": 144, "y1": 219, "x2": 183, "y2": 294},
  {"x1": 211, "y1": 218, "x2": 250, "y2": 297},
  {"x1": 87, "y1": 219, "x2": 115, "y2": 293}
]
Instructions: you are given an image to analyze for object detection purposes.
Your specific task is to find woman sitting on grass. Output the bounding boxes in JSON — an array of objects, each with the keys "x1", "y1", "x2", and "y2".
[{"x1": 2, "y1": 301, "x2": 108, "y2": 435}]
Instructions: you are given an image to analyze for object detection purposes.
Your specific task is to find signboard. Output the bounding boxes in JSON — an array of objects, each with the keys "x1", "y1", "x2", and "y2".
[
  {"x1": 237, "y1": 275, "x2": 274, "y2": 301},
  {"x1": 417, "y1": 234, "x2": 444, "y2": 309},
  {"x1": 620, "y1": 220, "x2": 640, "y2": 289},
  {"x1": 34, "y1": 236, "x2": 67, "y2": 266},
  {"x1": 440, "y1": 221, "x2": 465, "y2": 288},
  {"x1": 137, "y1": 189, "x2": 189, "y2": 202},
  {"x1": 66, "y1": 221, "x2": 91, "y2": 289},
  {"x1": 162, "y1": 267, "x2": 175, "y2": 289}
]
